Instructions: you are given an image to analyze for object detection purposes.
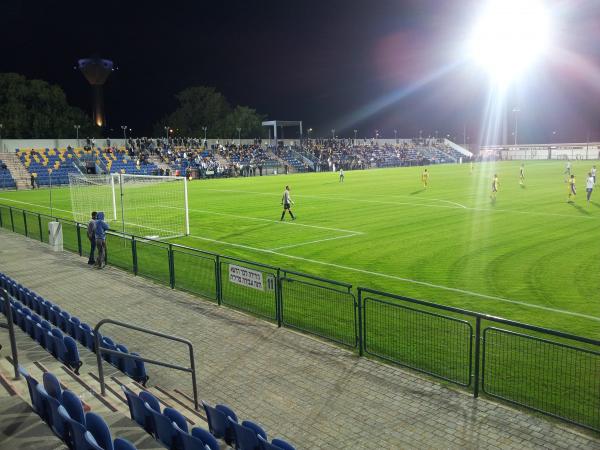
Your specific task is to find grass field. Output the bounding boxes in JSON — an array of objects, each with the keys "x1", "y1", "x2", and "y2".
[
  {"x1": 1, "y1": 160, "x2": 598, "y2": 338},
  {"x1": 1, "y1": 159, "x2": 599, "y2": 429}
]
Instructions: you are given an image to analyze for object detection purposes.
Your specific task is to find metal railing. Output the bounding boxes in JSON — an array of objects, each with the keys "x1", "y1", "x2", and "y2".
[
  {"x1": 2, "y1": 203, "x2": 600, "y2": 431},
  {"x1": 94, "y1": 319, "x2": 199, "y2": 410},
  {"x1": 0, "y1": 288, "x2": 20, "y2": 379}
]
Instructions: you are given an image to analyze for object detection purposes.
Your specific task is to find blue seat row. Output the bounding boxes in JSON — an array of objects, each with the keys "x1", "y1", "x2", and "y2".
[
  {"x1": 0, "y1": 273, "x2": 148, "y2": 384},
  {"x1": 19, "y1": 366, "x2": 138, "y2": 450}
]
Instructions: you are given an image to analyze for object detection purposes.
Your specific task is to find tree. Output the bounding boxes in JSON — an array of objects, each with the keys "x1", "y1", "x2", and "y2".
[
  {"x1": 0, "y1": 73, "x2": 96, "y2": 138},
  {"x1": 223, "y1": 106, "x2": 266, "y2": 139},
  {"x1": 154, "y1": 86, "x2": 267, "y2": 138}
]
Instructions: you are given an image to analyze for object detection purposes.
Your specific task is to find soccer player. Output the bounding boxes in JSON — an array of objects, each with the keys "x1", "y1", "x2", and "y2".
[
  {"x1": 280, "y1": 185, "x2": 296, "y2": 221},
  {"x1": 567, "y1": 174, "x2": 576, "y2": 202},
  {"x1": 564, "y1": 160, "x2": 571, "y2": 182},
  {"x1": 470, "y1": 160, "x2": 474, "y2": 173},
  {"x1": 586, "y1": 172, "x2": 595, "y2": 203},
  {"x1": 421, "y1": 168, "x2": 429, "y2": 188},
  {"x1": 519, "y1": 163, "x2": 525, "y2": 186},
  {"x1": 592, "y1": 165, "x2": 597, "y2": 184},
  {"x1": 339, "y1": 168, "x2": 344, "y2": 183},
  {"x1": 491, "y1": 174, "x2": 499, "y2": 200}
]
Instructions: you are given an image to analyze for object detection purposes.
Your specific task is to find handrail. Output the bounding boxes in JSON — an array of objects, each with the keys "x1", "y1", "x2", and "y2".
[
  {"x1": 0, "y1": 288, "x2": 20, "y2": 379},
  {"x1": 93, "y1": 318, "x2": 199, "y2": 410}
]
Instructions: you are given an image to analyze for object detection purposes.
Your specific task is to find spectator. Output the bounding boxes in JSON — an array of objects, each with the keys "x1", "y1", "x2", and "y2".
[
  {"x1": 94, "y1": 212, "x2": 109, "y2": 269},
  {"x1": 87, "y1": 211, "x2": 97, "y2": 265}
]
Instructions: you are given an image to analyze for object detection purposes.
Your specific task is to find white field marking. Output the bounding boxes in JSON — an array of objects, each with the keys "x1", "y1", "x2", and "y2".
[
  {"x1": 201, "y1": 188, "x2": 598, "y2": 220},
  {"x1": 161, "y1": 204, "x2": 364, "y2": 234},
  {"x1": 185, "y1": 233, "x2": 600, "y2": 322},
  {"x1": 268, "y1": 233, "x2": 360, "y2": 251},
  {"x1": 435, "y1": 199, "x2": 468, "y2": 209},
  {"x1": 2, "y1": 196, "x2": 598, "y2": 321}
]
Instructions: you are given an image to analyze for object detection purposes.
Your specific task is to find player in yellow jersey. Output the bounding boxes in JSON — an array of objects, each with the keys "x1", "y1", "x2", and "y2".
[
  {"x1": 519, "y1": 163, "x2": 525, "y2": 186},
  {"x1": 567, "y1": 174, "x2": 576, "y2": 202},
  {"x1": 421, "y1": 168, "x2": 429, "y2": 188},
  {"x1": 491, "y1": 174, "x2": 499, "y2": 200}
]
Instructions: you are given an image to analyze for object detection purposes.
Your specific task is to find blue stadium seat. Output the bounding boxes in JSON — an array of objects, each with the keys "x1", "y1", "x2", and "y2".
[
  {"x1": 101, "y1": 336, "x2": 116, "y2": 363},
  {"x1": 189, "y1": 426, "x2": 220, "y2": 450},
  {"x1": 124, "y1": 352, "x2": 149, "y2": 386},
  {"x1": 58, "y1": 405, "x2": 89, "y2": 450},
  {"x1": 62, "y1": 390, "x2": 86, "y2": 425},
  {"x1": 85, "y1": 412, "x2": 113, "y2": 450},
  {"x1": 114, "y1": 438, "x2": 137, "y2": 450},
  {"x1": 202, "y1": 401, "x2": 237, "y2": 445},
  {"x1": 145, "y1": 402, "x2": 176, "y2": 448},
  {"x1": 48, "y1": 328, "x2": 65, "y2": 358},
  {"x1": 58, "y1": 310, "x2": 71, "y2": 333},
  {"x1": 139, "y1": 390, "x2": 160, "y2": 412},
  {"x1": 43, "y1": 371, "x2": 63, "y2": 401},
  {"x1": 69, "y1": 316, "x2": 81, "y2": 339},
  {"x1": 18, "y1": 366, "x2": 44, "y2": 415},
  {"x1": 258, "y1": 435, "x2": 296, "y2": 450},
  {"x1": 122, "y1": 386, "x2": 154, "y2": 434},
  {"x1": 114, "y1": 344, "x2": 129, "y2": 371},
  {"x1": 64, "y1": 336, "x2": 83, "y2": 374},
  {"x1": 25, "y1": 313, "x2": 41, "y2": 337},
  {"x1": 37, "y1": 383, "x2": 64, "y2": 437},
  {"x1": 228, "y1": 417, "x2": 267, "y2": 450}
]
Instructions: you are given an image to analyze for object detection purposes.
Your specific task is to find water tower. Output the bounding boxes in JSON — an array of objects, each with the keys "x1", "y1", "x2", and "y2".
[{"x1": 78, "y1": 57, "x2": 114, "y2": 127}]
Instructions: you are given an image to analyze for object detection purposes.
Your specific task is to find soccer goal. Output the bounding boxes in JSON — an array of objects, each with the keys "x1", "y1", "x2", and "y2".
[{"x1": 69, "y1": 173, "x2": 189, "y2": 239}]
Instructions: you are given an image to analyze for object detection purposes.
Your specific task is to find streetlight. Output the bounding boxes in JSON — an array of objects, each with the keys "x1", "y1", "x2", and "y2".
[
  {"x1": 394, "y1": 129, "x2": 398, "y2": 142},
  {"x1": 308, "y1": 128, "x2": 313, "y2": 139},
  {"x1": 419, "y1": 129, "x2": 423, "y2": 140},
  {"x1": 74, "y1": 125, "x2": 81, "y2": 146},
  {"x1": 512, "y1": 107, "x2": 520, "y2": 146},
  {"x1": 202, "y1": 126, "x2": 207, "y2": 143},
  {"x1": 331, "y1": 129, "x2": 335, "y2": 140},
  {"x1": 164, "y1": 126, "x2": 169, "y2": 142},
  {"x1": 121, "y1": 125, "x2": 128, "y2": 142},
  {"x1": 236, "y1": 127, "x2": 241, "y2": 146},
  {"x1": 375, "y1": 129, "x2": 380, "y2": 139},
  {"x1": 353, "y1": 129, "x2": 358, "y2": 140}
]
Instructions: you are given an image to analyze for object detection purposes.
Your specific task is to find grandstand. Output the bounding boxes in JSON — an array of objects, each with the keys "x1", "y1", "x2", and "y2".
[{"x1": 0, "y1": 160, "x2": 16, "y2": 189}]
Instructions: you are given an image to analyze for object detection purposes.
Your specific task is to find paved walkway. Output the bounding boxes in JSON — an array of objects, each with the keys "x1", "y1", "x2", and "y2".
[{"x1": 1, "y1": 229, "x2": 599, "y2": 450}]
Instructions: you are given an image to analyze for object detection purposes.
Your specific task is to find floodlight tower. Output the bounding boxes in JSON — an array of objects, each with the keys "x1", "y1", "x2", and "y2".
[{"x1": 78, "y1": 57, "x2": 114, "y2": 128}]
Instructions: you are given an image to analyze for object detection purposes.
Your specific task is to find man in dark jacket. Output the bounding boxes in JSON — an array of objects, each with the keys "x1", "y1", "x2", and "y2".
[
  {"x1": 94, "y1": 211, "x2": 110, "y2": 268},
  {"x1": 87, "y1": 211, "x2": 97, "y2": 265}
]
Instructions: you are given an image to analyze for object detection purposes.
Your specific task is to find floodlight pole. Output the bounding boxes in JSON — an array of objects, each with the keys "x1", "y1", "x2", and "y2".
[
  {"x1": 164, "y1": 126, "x2": 169, "y2": 143},
  {"x1": 354, "y1": 129, "x2": 358, "y2": 141},
  {"x1": 394, "y1": 129, "x2": 398, "y2": 143},
  {"x1": 74, "y1": 125, "x2": 81, "y2": 147},
  {"x1": 331, "y1": 129, "x2": 335, "y2": 140},
  {"x1": 202, "y1": 126, "x2": 207, "y2": 144},
  {"x1": 121, "y1": 125, "x2": 128, "y2": 144},
  {"x1": 512, "y1": 107, "x2": 520, "y2": 146},
  {"x1": 236, "y1": 127, "x2": 241, "y2": 146}
]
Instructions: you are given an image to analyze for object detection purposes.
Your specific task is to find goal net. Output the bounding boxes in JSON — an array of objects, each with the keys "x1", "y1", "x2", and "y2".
[{"x1": 69, "y1": 173, "x2": 189, "y2": 239}]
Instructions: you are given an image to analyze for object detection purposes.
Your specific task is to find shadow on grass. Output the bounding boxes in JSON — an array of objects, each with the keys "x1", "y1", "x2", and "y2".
[
  {"x1": 410, "y1": 189, "x2": 425, "y2": 195},
  {"x1": 590, "y1": 201, "x2": 600, "y2": 209},
  {"x1": 569, "y1": 202, "x2": 591, "y2": 215}
]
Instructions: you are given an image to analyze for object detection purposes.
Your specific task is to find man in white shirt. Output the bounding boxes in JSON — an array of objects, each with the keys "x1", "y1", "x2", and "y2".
[
  {"x1": 591, "y1": 165, "x2": 597, "y2": 184},
  {"x1": 281, "y1": 185, "x2": 296, "y2": 221},
  {"x1": 586, "y1": 172, "x2": 595, "y2": 203}
]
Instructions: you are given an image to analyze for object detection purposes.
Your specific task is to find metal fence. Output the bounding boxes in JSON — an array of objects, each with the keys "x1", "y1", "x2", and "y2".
[{"x1": 1, "y1": 203, "x2": 599, "y2": 432}]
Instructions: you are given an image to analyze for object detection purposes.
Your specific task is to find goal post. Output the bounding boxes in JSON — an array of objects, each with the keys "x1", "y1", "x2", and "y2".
[{"x1": 69, "y1": 173, "x2": 189, "y2": 239}]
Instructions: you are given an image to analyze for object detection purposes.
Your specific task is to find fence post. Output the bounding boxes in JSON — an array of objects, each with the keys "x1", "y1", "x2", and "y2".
[
  {"x1": 38, "y1": 214, "x2": 43, "y2": 241},
  {"x1": 0, "y1": 206, "x2": 3, "y2": 228},
  {"x1": 168, "y1": 244, "x2": 175, "y2": 289},
  {"x1": 131, "y1": 237, "x2": 138, "y2": 275},
  {"x1": 358, "y1": 288, "x2": 364, "y2": 356},
  {"x1": 276, "y1": 269, "x2": 282, "y2": 328},
  {"x1": 215, "y1": 255, "x2": 222, "y2": 305},
  {"x1": 23, "y1": 210, "x2": 28, "y2": 237},
  {"x1": 473, "y1": 316, "x2": 481, "y2": 398},
  {"x1": 9, "y1": 207, "x2": 14, "y2": 232},
  {"x1": 76, "y1": 223, "x2": 82, "y2": 256}
]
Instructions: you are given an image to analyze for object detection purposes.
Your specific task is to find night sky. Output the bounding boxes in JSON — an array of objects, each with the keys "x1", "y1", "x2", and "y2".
[{"x1": 2, "y1": 0, "x2": 600, "y2": 143}]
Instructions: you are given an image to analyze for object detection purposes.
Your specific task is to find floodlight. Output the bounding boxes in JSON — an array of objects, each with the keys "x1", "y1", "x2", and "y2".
[{"x1": 468, "y1": 0, "x2": 551, "y2": 84}]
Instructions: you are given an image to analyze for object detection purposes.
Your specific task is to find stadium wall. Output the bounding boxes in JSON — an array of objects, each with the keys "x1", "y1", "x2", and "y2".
[{"x1": 480, "y1": 142, "x2": 600, "y2": 160}]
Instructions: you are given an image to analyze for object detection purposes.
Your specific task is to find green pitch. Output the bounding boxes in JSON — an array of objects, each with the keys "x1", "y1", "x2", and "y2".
[{"x1": 0, "y1": 160, "x2": 599, "y2": 340}]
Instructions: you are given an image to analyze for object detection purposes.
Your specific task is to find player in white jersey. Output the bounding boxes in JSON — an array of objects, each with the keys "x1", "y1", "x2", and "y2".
[
  {"x1": 280, "y1": 185, "x2": 296, "y2": 221},
  {"x1": 592, "y1": 165, "x2": 597, "y2": 184},
  {"x1": 564, "y1": 161, "x2": 571, "y2": 182},
  {"x1": 519, "y1": 163, "x2": 525, "y2": 186},
  {"x1": 339, "y1": 168, "x2": 344, "y2": 183},
  {"x1": 586, "y1": 172, "x2": 595, "y2": 203}
]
